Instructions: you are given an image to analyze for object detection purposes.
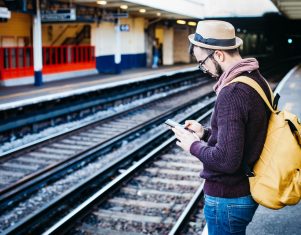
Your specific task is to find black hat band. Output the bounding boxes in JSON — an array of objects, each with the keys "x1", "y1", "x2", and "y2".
[{"x1": 194, "y1": 33, "x2": 236, "y2": 47}]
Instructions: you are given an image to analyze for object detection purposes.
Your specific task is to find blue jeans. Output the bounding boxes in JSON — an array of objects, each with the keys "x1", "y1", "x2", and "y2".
[
  {"x1": 204, "y1": 194, "x2": 258, "y2": 235},
  {"x1": 152, "y1": 55, "x2": 159, "y2": 68}
]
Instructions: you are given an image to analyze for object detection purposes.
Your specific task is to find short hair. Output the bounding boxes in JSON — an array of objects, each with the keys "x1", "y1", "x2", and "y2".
[
  {"x1": 189, "y1": 43, "x2": 197, "y2": 55},
  {"x1": 189, "y1": 43, "x2": 239, "y2": 56},
  {"x1": 225, "y1": 48, "x2": 239, "y2": 56}
]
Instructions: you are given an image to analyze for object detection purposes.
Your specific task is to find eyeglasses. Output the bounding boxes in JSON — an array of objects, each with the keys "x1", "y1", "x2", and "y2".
[{"x1": 198, "y1": 51, "x2": 215, "y2": 73}]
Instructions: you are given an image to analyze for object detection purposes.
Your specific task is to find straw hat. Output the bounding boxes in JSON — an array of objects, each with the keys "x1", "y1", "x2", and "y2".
[{"x1": 188, "y1": 20, "x2": 243, "y2": 50}]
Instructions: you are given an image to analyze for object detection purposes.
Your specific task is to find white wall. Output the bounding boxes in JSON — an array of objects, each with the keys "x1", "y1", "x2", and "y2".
[
  {"x1": 91, "y1": 17, "x2": 146, "y2": 57},
  {"x1": 91, "y1": 22, "x2": 115, "y2": 57},
  {"x1": 163, "y1": 27, "x2": 174, "y2": 65},
  {"x1": 120, "y1": 17, "x2": 145, "y2": 54},
  {"x1": 156, "y1": 25, "x2": 190, "y2": 65},
  {"x1": 173, "y1": 26, "x2": 190, "y2": 63}
]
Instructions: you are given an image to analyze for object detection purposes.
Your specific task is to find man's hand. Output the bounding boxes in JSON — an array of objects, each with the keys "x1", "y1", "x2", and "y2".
[
  {"x1": 184, "y1": 120, "x2": 205, "y2": 139},
  {"x1": 171, "y1": 126, "x2": 200, "y2": 152}
]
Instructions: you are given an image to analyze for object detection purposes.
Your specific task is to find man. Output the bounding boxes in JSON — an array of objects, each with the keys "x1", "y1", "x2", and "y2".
[
  {"x1": 171, "y1": 20, "x2": 272, "y2": 235},
  {"x1": 152, "y1": 38, "x2": 160, "y2": 68}
]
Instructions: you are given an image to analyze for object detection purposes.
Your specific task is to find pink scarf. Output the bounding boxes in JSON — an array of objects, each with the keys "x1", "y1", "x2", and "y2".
[{"x1": 213, "y1": 58, "x2": 259, "y2": 95}]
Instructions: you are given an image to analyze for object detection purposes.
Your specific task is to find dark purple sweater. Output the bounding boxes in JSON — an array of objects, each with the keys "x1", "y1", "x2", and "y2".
[{"x1": 190, "y1": 70, "x2": 271, "y2": 198}]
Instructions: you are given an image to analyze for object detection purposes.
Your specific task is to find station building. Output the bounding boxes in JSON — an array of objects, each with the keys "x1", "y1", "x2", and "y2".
[
  {"x1": 0, "y1": 0, "x2": 205, "y2": 86},
  {"x1": 0, "y1": 0, "x2": 292, "y2": 87}
]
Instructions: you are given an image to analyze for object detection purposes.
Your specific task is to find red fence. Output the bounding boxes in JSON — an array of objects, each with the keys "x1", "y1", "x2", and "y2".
[
  {"x1": 0, "y1": 45, "x2": 95, "y2": 80},
  {"x1": 0, "y1": 47, "x2": 33, "y2": 79}
]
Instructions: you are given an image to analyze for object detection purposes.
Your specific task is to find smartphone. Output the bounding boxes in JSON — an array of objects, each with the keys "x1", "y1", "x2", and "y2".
[
  {"x1": 165, "y1": 119, "x2": 195, "y2": 133},
  {"x1": 165, "y1": 119, "x2": 185, "y2": 129}
]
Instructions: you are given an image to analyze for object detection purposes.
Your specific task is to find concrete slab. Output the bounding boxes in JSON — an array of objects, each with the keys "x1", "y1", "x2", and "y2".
[
  {"x1": 0, "y1": 64, "x2": 197, "y2": 111},
  {"x1": 247, "y1": 203, "x2": 301, "y2": 235}
]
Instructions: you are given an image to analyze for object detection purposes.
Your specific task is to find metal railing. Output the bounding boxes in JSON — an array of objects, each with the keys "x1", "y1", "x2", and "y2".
[{"x1": 0, "y1": 45, "x2": 95, "y2": 80}]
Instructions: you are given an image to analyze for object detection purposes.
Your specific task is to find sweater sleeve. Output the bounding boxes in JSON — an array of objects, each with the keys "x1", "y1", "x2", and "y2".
[
  {"x1": 202, "y1": 127, "x2": 212, "y2": 142},
  {"x1": 190, "y1": 86, "x2": 249, "y2": 174}
]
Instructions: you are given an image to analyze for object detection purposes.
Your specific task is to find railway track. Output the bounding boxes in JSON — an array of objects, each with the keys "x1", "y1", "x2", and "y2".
[
  {"x1": 0, "y1": 70, "x2": 203, "y2": 144},
  {"x1": 41, "y1": 108, "x2": 213, "y2": 235},
  {"x1": 0, "y1": 79, "x2": 214, "y2": 208},
  {"x1": 0, "y1": 81, "x2": 215, "y2": 234},
  {"x1": 70, "y1": 149, "x2": 204, "y2": 235}
]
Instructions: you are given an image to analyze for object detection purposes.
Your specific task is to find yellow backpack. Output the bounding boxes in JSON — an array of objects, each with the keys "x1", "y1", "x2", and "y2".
[{"x1": 228, "y1": 76, "x2": 301, "y2": 209}]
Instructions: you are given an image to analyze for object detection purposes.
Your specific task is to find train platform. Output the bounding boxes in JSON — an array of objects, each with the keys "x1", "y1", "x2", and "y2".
[
  {"x1": 246, "y1": 64, "x2": 301, "y2": 235},
  {"x1": 0, "y1": 64, "x2": 197, "y2": 111}
]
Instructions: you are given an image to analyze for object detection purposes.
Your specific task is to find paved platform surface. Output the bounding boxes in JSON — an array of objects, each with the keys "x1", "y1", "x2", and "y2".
[
  {"x1": 276, "y1": 65, "x2": 301, "y2": 119},
  {"x1": 0, "y1": 64, "x2": 197, "y2": 110},
  {"x1": 247, "y1": 203, "x2": 301, "y2": 235},
  {"x1": 246, "y1": 64, "x2": 301, "y2": 235}
]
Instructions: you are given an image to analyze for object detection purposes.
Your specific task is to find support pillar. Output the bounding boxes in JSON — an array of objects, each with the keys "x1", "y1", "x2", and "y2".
[
  {"x1": 163, "y1": 27, "x2": 174, "y2": 65},
  {"x1": 33, "y1": 0, "x2": 43, "y2": 86},
  {"x1": 114, "y1": 18, "x2": 121, "y2": 74}
]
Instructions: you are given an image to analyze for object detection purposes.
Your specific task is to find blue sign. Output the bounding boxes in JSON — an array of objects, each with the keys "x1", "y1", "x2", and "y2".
[
  {"x1": 120, "y1": 24, "x2": 130, "y2": 32},
  {"x1": 41, "y1": 9, "x2": 76, "y2": 22},
  {"x1": 112, "y1": 12, "x2": 128, "y2": 18}
]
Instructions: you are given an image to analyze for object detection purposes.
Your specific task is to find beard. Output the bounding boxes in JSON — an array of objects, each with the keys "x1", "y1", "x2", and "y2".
[{"x1": 209, "y1": 59, "x2": 223, "y2": 79}]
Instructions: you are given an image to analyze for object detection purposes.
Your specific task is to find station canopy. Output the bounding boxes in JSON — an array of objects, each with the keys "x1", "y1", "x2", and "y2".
[
  {"x1": 272, "y1": 0, "x2": 301, "y2": 20},
  {"x1": 74, "y1": 0, "x2": 278, "y2": 19}
]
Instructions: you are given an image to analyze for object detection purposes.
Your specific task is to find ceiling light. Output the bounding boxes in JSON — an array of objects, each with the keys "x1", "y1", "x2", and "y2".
[
  {"x1": 157, "y1": 12, "x2": 161, "y2": 16},
  {"x1": 139, "y1": 9, "x2": 146, "y2": 13},
  {"x1": 177, "y1": 20, "x2": 186, "y2": 25},
  {"x1": 188, "y1": 21, "x2": 196, "y2": 26},
  {"x1": 97, "y1": 1, "x2": 107, "y2": 5},
  {"x1": 120, "y1": 5, "x2": 128, "y2": 10}
]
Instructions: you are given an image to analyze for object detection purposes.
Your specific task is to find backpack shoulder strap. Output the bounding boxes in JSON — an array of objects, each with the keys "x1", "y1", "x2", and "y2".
[
  {"x1": 226, "y1": 76, "x2": 278, "y2": 114},
  {"x1": 261, "y1": 77, "x2": 275, "y2": 103}
]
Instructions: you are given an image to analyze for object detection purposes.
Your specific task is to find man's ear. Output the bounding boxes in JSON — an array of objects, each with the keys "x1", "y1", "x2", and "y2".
[{"x1": 214, "y1": 50, "x2": 225, "y2": 62}]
